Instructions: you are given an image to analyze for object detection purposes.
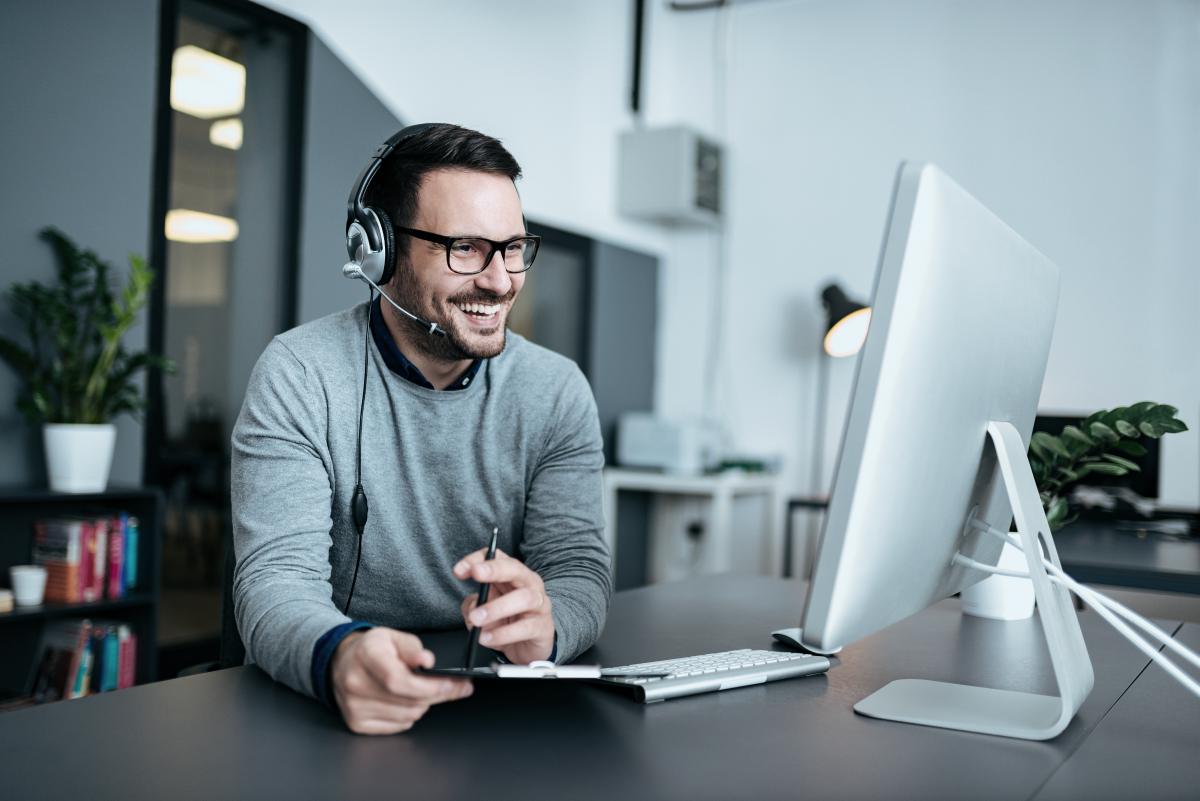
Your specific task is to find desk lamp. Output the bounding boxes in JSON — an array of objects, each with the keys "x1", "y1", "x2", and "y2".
[{"x1": 801, "y1": 284, "x2": 871, "y2": 573}]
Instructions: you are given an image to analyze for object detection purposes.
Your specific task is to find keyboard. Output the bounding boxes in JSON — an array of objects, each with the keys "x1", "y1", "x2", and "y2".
[{"x1": 599, "y1": 648, "x2": 831, "y2": 703}]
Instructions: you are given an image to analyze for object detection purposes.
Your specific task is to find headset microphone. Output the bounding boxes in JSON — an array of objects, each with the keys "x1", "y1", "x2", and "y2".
[{"x1": 342, "y1": 262, "x2": 447, "y2": 338}]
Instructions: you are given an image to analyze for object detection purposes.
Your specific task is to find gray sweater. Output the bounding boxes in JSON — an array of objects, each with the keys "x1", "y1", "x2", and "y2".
[{"x1": 231, "y1": 303, "x2": 611, "y2": 698}]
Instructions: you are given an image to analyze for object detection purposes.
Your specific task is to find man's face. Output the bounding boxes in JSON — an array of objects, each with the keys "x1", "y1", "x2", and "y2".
[{"x1": 389, "y1": 168, "x2": 527, "y2": 362}]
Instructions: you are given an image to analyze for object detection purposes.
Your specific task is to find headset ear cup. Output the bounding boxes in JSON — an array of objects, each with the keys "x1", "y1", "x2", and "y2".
[{"x1": 375, "y1": 207, "x2": 397, "y2": 286}]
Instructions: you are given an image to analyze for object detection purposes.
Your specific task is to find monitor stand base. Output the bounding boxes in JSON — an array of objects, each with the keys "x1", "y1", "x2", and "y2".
[{"x1": 852, "y1": 421, "x2": 1095, "y2": 741}]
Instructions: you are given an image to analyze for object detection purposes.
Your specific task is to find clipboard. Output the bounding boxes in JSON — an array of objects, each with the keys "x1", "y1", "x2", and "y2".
[{"x1": 418, "y1": 660, "x2": 671, "y2": 680}]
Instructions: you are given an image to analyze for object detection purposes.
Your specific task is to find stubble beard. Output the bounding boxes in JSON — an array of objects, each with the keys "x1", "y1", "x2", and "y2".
[{"x1": 389, "y1": 261, "x2": 513, "y2": 362}]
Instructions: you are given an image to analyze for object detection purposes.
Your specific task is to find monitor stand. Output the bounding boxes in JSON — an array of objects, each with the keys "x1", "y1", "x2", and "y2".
[{"x1": 852, "y1": 421, "x2": 1095, "y2": 740}]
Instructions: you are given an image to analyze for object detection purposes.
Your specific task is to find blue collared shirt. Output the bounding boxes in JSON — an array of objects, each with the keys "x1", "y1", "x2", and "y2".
[{"x1": 367, "y1": 294, "x2": 481, "y2": 390}]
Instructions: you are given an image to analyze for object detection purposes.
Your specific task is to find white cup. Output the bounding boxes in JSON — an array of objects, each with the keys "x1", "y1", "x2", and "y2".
[{"x1": 10, "y1": 565, "x2": 48, "y2": 607}]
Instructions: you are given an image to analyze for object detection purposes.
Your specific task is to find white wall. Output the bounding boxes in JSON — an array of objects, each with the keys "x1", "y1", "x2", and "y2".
[
  {"x1": 691, "y1": 0, "x2": 1200, "y2": 507},
  {"x1": 263, "y1": 0, "x2": 1200, "y2": 508}
]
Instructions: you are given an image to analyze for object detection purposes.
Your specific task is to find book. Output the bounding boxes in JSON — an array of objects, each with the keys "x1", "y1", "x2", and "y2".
[
  {"x1": 117, "y1": 625, "x2": 137, "y2": 689},
  {"x1": 88, "y1": 626, "x2": 108, "y2": 695},
  {"x1": 124, "y1": 515, "x2": 139, "y2": 590},
  {"x1": 34, "y1": 513, "x2": 134, "y2": 604},
  {"x1": 107, "y1": 515, "x2": 125, "y2": 599},
  {"x1": 102, "y1": 626, "x2": 120, "y2": 691},
  {"x1": 32, "y1": 619, "x2": 92, "y2": 703},
  {"x1": 83, "y1": 518, "x2": 108, "y2": 603},
  {"x1": 33, "y1": 518, "x2": 85, "y2": 603}
]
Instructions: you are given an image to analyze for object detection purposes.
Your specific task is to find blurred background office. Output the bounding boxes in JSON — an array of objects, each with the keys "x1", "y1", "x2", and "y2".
[{"x1": 1, "y1": 0, "x2": 1197, "y2": 683}]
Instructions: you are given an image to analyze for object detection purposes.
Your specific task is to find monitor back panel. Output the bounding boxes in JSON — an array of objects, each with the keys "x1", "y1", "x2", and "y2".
[{"x1": 802, "y1": 163, "x2": 1060, "y2": 650}]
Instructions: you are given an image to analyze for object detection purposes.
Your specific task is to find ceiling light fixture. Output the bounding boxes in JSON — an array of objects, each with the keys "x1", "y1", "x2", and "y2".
[
  {"x1": 165, "y1": 209, "x2": 239, "y2": 243},
  {"x1": 170, "y1": 45, "x2": 246, "y2": 119},
  {"x1": 209, "y1": 118, "x2": 243, "y2": 150}
]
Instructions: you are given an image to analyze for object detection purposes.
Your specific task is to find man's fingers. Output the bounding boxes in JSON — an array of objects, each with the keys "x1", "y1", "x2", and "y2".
[
  {"x1": 383, "y1": 629, "x2": 434, "y2": 669},
  {"x1": 469, "y1": 586, "x2": 546, "y2": 628},
  {"x1": 477, "y1": 617, "x2": 545, "y2": 649},
  {"x1": 359, "y1": 644, "x2": 464, "y2": 701},
  {"x1": 461, "y1": 595, "x2": 479, "y2": 628},
  {"x1": 464, "y1": 553, "x2": 537, "y2": 586},
  {"x1": 452, "y1": 548, "x2": 510, "y2": 579}
]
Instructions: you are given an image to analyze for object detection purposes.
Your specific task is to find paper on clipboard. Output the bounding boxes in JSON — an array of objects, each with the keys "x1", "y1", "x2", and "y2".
[{"x1": 495, "y1": 661, "x2": 601, "y2": 679}]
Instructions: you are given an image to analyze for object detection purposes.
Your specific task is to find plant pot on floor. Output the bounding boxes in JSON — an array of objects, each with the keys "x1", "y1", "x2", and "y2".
[
  {"x1": 960, "y1": 540, "x2": 1036, "y2": 620},
  {"x1": 43, "y1": 423, "x2": 116, "y2": 493}
]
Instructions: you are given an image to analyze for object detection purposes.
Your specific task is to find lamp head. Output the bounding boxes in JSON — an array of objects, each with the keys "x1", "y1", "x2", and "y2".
[{"x1": 821, "y1": 283, "x2": 871, "y2": 358}]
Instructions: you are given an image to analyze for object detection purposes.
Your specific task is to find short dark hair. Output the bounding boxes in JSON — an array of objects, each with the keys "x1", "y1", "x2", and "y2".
[{"x1": 365, "y1": 123, "x2": 522, "y2": 259}]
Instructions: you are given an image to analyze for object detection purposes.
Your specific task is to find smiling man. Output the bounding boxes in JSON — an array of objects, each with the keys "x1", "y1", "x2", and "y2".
[{"x1": 230, "y1": 124, "x2": 611, "y2": 734}]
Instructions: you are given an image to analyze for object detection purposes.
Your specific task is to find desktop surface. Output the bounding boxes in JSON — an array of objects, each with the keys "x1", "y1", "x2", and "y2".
[
  {"x1": 1053, "y1": 515, "x2": 1200, "y2": 594},
  {"x1": 1032, "y1": 622, "x2": 1200, "y2": 801},
  {"x1": 0, "y1": 576, "x2": 1182, "y2": 801}
]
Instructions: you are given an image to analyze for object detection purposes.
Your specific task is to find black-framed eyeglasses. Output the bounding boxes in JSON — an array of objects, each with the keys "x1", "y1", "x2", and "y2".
[{"x1": 396, "y1": 226, "x2": 541, "y2": 275}]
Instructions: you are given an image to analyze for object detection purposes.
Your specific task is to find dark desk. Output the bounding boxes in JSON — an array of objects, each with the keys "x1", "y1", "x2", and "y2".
[
  {"x1": 1054, "y1": 517, "x2": 1200, "y2": 594},
  {"x1": 1034, "y1": 622, "x2": 1200, "y2": 801},
  {"x1": 0, "y1": 577, "x2": 1182, "y2": 801}
]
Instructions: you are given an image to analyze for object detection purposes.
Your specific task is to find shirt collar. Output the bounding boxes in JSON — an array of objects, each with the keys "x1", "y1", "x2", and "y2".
[{"x1": 369, "y1": 295, "x2": 481, "y2": 391}]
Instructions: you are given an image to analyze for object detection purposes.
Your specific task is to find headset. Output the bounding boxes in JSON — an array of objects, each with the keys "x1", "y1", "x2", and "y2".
[{"x1": 340, "y1": 123, "x2": 447, "y2": 615}]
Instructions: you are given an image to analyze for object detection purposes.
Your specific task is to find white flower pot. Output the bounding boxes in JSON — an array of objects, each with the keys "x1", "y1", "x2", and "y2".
[
  {"x1": 961, "y1": 540, "x2": 1036, "y2": 620},
  {"x1": 43, "y1": 423, "x2": 117, "y2": 493}
]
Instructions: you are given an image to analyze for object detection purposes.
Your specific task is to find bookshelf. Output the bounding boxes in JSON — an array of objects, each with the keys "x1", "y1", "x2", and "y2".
[{"x1": 0, "y1": 487, "x2": 162, "y2": 701}]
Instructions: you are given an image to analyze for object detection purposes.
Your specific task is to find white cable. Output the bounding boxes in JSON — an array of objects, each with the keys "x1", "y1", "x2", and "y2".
[
  {"x1": 957, "y1": 526, "x2": 1200, "y2": 699},
  {"x1": 956, "y1": 553, "x2": 1200, "y2": 698},
  {"x1": 972, "y1": 522, "x2": 1200, "y2": 672}
]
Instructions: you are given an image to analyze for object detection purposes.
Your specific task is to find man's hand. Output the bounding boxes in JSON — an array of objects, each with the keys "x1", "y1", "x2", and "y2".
[
  {"x1": 330, "y1": 628, "x2": 472, "y2": 735},
  {"x1": 454, "y1": 548, "x2": 555, "y2": 665}
]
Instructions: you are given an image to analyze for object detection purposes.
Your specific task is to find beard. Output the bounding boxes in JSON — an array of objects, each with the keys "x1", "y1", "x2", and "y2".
[{"x1": 389, "y1": 259, "x2": 515, "y2": 362}]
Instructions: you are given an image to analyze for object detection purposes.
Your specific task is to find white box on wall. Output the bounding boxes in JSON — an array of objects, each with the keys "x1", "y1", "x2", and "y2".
[{"x1": 618, "y1": 126, "x2": 722, "y2": 227}]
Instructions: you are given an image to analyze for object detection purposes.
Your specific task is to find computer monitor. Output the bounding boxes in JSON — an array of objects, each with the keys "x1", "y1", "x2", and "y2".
[{"x1": 794, "y1": 163, "x2": 1094, "y2": 740}]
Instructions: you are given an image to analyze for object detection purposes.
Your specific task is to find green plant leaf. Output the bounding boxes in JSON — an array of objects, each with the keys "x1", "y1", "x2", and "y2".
[
  {"x1": 1126, "y1": 401, "x2": 1157, "y2": 421},
  {"x1": 1061, "y1": 425, "x2": 1094, "y2": 449},
  {"x1": 1113, "y1": 419, "x2": 1138, "y2": 438},
  {"x1": 1138, "y1": 421, "x2": 1162, "y2": 438},
  {"x1": 1, "y1": 229, "x2": 165, "y2": 424},
  {"x1": 1101, "y1": 453, "x2": 1140, "y2": 471},
  {"x1": 1054, "y1": 468, "x2": 1081, "y2": 484},
  {"x1": 1083, "y1": 462, "x2": 1129, "y2": 476},
  {"x1": 1145, "y1": 403, "x2": 1179, "y2": 422},
  {"x1": 1031, "y1": 431, "x2": 1071, "y2": 460},
  {"x1": 1045, "y1": 496, "x2": 1069, "y2": 531},
  {"x1": 1115, "y1": 440, "x2": 1148, "y2": 457},
  {"x1": 1088, "y1": 422, "x2": 1120, "y2": 443},
  {"x1": 1156, "y1": 418, "x2": 1188, "y2": 434}
]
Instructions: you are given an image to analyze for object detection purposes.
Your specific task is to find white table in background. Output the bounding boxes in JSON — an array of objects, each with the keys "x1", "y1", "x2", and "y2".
[{"x1": 601, "y1": 467, "x2": 784, "y2": 580}]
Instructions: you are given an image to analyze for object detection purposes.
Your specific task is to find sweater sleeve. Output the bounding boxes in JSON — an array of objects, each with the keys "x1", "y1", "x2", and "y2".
[
  {"x1": 230, "y1": 338, "x2": 351, "y2": 698},
  {"x1": 517, "y1": 364, "x2": 612, "y2": 662}
]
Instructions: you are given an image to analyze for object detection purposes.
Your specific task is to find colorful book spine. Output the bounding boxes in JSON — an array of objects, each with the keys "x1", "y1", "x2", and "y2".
[
  {"x1": 79, "y1": 521, "x2": 95, "y2": 602},
  {"x1": 124, "y1": 516, "x2": 139, "y2": 590},
  {"x1": 67, "y1": 619, "x2": 93, "y2": 700},
  {"x1": 102, "y1": 627, "x2": 121, "y2": 692},
  {"x1": 32, "y1": 619, "x2": 90, "y2": 702},
  {"x1": 117, "y1": 625, "x2": 137, "y2": 689},
  {"x1": 88, "y1": 627, "x2": 109, "y2": 695},
  {"x1": 107, "y1": 515, "x2": 125, "y2": 599},
  {"x1": 34, "y1": 518, "x2": 84, "y2": 603},
  {"x1": 88, "y1": 519, "x2": 108, "y2": 603}
]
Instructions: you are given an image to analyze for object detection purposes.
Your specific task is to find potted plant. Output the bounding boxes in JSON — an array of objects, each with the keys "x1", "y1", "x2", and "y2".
[
  {"x1": 1030, "y1": 402, "x2": 1188, "y2": 530},
  {"x1": 963, "y1": 402, "x2": 1189, "y2": 620},
  {"x1": 0, "y1": 228, "x2": 171, "y2": 492}
]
